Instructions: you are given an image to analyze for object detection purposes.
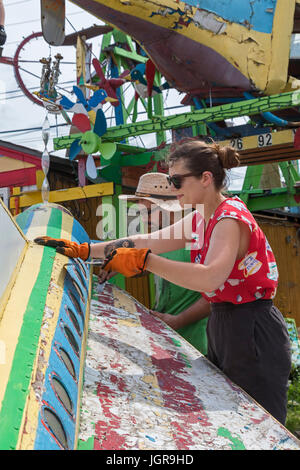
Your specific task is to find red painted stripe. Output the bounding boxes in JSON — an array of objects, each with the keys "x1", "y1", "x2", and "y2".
[
  {"x1": 138, "y1": 304, "x2": 213, "y2": 450},
  {"x1": 0, "y1": 167, "x2": 36, "y2": 187}
]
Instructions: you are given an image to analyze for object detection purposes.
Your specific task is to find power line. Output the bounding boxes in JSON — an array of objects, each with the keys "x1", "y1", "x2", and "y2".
[
  {"x1": 0, "y1": 122, "x2": 69, "y2": 135},
  {"x1": 6, "y1": 0, "x2": 34, "y2": 6},
  {"x1": 5, "y1": 10, "x2": 85, "y2": 28},
  {"x1": 0, "y1": 80, "x2": 76, "y2": 96}
]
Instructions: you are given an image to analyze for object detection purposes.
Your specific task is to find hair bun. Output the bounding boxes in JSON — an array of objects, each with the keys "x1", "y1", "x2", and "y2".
[{"x1": 214, "y1": 144, "x2": 240, "y2": 170}]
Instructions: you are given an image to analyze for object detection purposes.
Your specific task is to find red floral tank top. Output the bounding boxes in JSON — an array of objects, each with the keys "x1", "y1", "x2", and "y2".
[{"x1": 190, "y1": 197, "x2": 278, "y2": 304}]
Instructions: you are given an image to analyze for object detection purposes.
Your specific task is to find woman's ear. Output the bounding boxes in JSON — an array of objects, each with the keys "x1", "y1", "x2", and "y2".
[{"x1": 201, "y1": 171, "x2": 213, "y2": 187}]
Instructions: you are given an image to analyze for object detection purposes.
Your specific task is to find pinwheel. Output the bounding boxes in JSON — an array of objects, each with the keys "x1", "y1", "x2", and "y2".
[
  {"x1": 85, "y1": 58, "x2": 130, "y2": 107},
  {"x1": 69, "y1": 108, "x2": 116, "y2": 166},
  {"x1": 125, "y1": 61, "x2": 170, "y2": 98},
  {"x1": 58, "y1": 85, "x2": 117, "y2": 124}
]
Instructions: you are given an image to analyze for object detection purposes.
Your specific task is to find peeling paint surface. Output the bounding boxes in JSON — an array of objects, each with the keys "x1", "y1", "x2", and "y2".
[
  {"x1": 185, "y1": 0, "x2": 278, "y2": 33},
  {"x1": 78, "y1": 282, "x2": 300, "y2": 450},
  {"x1": 72, "y1": 0, "x2": 296, "y2": 95}
]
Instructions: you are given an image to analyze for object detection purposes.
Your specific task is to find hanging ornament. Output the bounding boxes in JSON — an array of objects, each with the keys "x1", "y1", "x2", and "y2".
[
  {"x1": 86, "y1": 154, "x2": 98, "y2": 179},
  {"x1": 41, "y1": 113, "x2": 51, "y2": 204}
]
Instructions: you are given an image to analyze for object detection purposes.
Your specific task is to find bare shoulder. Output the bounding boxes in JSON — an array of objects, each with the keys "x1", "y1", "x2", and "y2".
[
  {"x1": 212, "y1": 217, "x2": 241, "y2": 237},
  {"x1": 211, "y1": 217, "x2": 251, "y2": 259}
]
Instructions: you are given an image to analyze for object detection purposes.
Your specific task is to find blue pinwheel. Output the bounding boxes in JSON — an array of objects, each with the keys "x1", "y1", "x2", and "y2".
[{"x1": 59, "y1": 85, "x2": 112, "y2": 117}]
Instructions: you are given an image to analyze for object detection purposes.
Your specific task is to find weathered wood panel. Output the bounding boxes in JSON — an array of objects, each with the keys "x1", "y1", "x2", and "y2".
[
  {"x1": 255, "y1": 215, "x2": 300, "y2": 326},
  {"x1": 78, "y1": 281, "x2": 300, "y2": 450}
]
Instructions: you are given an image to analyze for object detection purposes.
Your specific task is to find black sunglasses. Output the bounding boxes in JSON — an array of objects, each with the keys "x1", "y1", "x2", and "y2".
[{"x1": 167, "y1": 172, "x2": 195, "y2": 190}]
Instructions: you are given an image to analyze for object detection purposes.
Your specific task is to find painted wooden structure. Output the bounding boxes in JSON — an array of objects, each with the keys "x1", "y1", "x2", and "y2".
[
  {"x1": 0, "y1": 140, "x2": 115, "y2": 216},
  {"x1": 68, "y1": 0, "x2": 300, "y2": 98},
  {"x1": 2, "y1": 1, "x2": 300, "y2": 447},
  {"x1": 0, "y1": 200, "x2": 92, "y2": 450},
  {"x1": 78, "y1": 280, "x2": 300, "y2": 450},
  {"x1": 256, "y1": 214, "x2": 300, "y2": 326},
  {"x1": 0, "y1": 199, "x2": 300, "y2": 450},
  {"x1": 0, "y1": 141, "x2": 42, "y2": 191}
]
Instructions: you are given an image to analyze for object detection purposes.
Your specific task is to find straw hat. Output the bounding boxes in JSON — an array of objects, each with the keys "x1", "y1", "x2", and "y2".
[{"x1": 119, "y1": 172, "x2": 182, "y2": 212}]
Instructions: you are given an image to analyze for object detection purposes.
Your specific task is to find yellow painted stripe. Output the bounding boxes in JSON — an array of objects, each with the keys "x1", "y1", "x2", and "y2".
[
  {"x1": 0, "y1": 206, "x2": 51, "y2": 412},
  {"x1": 266, "y1": 0, "x2": 295, "y2": 95},
  {"x1": 17, "y1": 211, "x2": 73, "y2": 450},
  {"x1": 0, "y1": 156, "x2": 35, "y2": 173},
  {"x1": 0, "y1": 244, "x2": 45, "y2": 414},
  {"x1": 9, "y1": 182, "x2": 114, "y2": 210},
  {"x1": 113, "y1": 287, "x2": 139, "y2": 324}
]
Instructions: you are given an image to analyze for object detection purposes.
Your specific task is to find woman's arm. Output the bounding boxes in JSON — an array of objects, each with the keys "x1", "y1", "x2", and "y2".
[
  {"x1": 90, "y1": 211, "x2": 195, "y2": 259},
  {"x1": 150, "y1": 296, "x2": 210, "y2": 330},
  {"x1": 146, "y1": 218, "x2": 241, "y2": 293}
]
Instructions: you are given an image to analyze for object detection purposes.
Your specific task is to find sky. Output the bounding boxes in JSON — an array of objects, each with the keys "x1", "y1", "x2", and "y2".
[{"x1": 0, "y1": 0, "x2": 246, "y2": 189}]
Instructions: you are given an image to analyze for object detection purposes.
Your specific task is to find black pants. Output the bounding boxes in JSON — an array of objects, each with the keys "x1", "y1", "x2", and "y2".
[{"x1": 207, "y1": 300, "x2": 292, "y2": 425}]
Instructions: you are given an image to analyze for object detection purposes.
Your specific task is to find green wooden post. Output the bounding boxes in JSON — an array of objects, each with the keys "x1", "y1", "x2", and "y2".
[
  {"x1": 139, "y1": 210, "x2": 156, "y2": 309},
  {"x1": 101, "y1": 190, "x2": 126, "y2": 290},
  {"x1": 110, "y1": 184, "x2": 126, "y2": 289},
  {"x1": 153, "y1": 71, "x2": 166, "y2": 145},
  {"x1": 279, "y1": 161, "x2": 298, "y2": 191},
  {"x1": 239, "y1": 165, "x2": 264, "y2": 204}
]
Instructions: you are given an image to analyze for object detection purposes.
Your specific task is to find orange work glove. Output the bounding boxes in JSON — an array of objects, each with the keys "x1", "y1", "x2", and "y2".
[
  {"x1": 34, "y1": 236, "x2": 90, "y2": 261},
  {"x1": 103, "y1": 247, "x2": 151, "y2": 277}
]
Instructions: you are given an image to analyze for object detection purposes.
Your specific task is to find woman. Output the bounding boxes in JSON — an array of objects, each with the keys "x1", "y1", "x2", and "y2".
[
  {"x1": 98, "y1": 171, "x2": 208, "y2": 355},
  {"x1": 35, "y1": 139, "x2": 291, "y2": 425}
]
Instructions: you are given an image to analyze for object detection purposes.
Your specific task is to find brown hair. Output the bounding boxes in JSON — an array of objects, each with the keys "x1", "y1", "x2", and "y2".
[{"x1": 167, "y1": 138, "x2": 240, "y2": 190}]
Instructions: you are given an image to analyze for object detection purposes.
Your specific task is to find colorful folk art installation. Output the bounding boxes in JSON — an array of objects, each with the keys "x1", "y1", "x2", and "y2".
[
  {"x1": 86, "y1": 58, "x2": 130, "y2": 106},
  {"x1": 0, "y1": 201, "x2": 92, "y2": 450},
  {"x1": 70, "y1": 0, "x2": 298, "y2": 97},
  {"x1": 0, "y1": 199, "x2": 300, "y2": 450},
  {"x1": 57, "y1": 85, "x2": 117, "y2": 166}
]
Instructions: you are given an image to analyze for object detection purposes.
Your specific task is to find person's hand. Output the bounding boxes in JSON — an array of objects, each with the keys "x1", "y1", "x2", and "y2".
[
  {"x1": 103, "y1": 247, "x2": 151, "y2": 277},
  {"x1": 98, "y1": 268, "x2": 117, "y2": 284},
  {"x1": 34, "y1": 236, "x2": 90, "y2": 261},
  {"x1": 149, "y1": 310, "x2": 181, "y2": 330}
]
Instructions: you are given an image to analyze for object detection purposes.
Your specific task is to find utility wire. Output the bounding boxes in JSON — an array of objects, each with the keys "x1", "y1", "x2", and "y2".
[
  {"x1": 5, "y1": 10, "x2": 85, "y2": 28},
  {"x1": 6, "y1": 0, "x2": 34, "y2": 6},
  {"x1": 0, "y1": 80, "x2": 76, "y2": 96}
]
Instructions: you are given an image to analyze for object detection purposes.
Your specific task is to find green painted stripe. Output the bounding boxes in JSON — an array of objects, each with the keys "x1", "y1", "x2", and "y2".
[
  {"x1": 0, "y1": 208, "x2": 62, "y2": 450},
  {"x1": 77, "y1": 436, "x2": 94, "y2": 450}
]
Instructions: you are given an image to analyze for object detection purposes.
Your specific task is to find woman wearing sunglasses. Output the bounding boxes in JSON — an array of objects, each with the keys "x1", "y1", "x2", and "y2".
[{"x1": 35, "y1": 138, "x2": 291, "y2": 425}]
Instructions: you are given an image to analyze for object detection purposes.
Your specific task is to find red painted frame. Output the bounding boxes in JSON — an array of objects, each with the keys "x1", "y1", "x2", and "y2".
[{"x1": 0, "y1": 144, "x2": 42, "y2": 188}]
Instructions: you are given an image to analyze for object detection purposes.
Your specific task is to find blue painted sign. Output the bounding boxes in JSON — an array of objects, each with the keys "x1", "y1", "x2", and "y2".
[{"x1": 184, "y1": 0, "x2": 278, "y2": 34}]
